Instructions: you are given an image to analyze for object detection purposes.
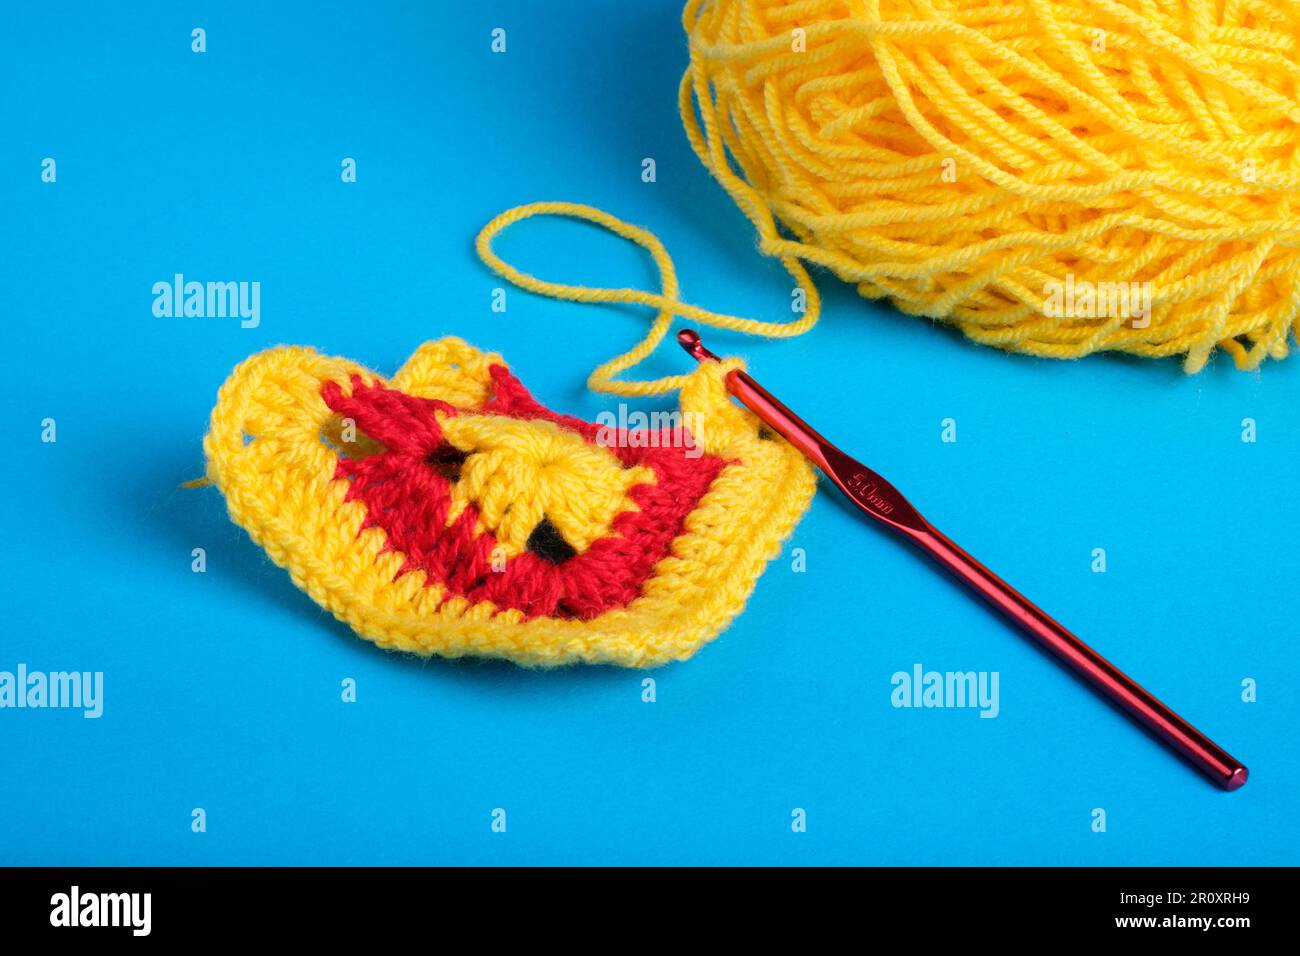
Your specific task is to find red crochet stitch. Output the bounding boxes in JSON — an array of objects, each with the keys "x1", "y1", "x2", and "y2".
[{"x1": 321, "y1": 365, "x2": 724, "y2": 621}]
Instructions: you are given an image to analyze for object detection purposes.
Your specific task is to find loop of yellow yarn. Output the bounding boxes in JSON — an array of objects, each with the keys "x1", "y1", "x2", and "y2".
[
  {"x1": 476, "y1": 201, "x2": 819, "y2": 396},
  {"x1": 680, "y1": 0, "x2": 1300, "y2": 372}
]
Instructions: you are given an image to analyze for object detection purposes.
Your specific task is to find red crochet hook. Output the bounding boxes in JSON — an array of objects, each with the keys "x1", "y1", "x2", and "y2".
[{"x1": 677, "y1": 329, "x2": 1247, "y2": 791}]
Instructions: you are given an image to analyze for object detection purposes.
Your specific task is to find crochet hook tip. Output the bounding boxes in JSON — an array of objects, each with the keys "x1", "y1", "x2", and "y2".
[{"x1": 677, "y1": 328, "x2": 720, "y2": 363}]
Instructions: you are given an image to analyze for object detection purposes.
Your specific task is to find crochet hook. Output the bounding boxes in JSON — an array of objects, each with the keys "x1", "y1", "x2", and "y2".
[{"x1": 677, "y1": 329, "x2": 1248, "y2": 791}]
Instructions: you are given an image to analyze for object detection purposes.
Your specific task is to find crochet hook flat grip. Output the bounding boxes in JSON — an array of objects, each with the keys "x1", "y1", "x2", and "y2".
[{"x1": 677, "y1": 330, "x2": 1248, "y2": 791}]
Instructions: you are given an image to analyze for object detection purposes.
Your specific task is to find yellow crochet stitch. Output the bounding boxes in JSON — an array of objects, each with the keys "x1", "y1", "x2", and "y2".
[
  {"x1": 202, "y1": 337, "x2": 816, "y2": 668},
  {"x1": 680, "y1": 0, "x2": 1300, "y2": 371}
]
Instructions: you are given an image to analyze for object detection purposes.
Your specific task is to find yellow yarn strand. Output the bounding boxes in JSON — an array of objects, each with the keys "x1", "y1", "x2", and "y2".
[
  {"x1": 476, "y1": 201, "x2": 820, "y2": 396},
  {"x1": 680, "y1": 0, "x2": 1300, "y2": 372}
]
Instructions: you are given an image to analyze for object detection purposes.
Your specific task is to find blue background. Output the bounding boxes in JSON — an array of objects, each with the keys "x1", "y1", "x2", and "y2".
[{"x1": 2, "y1": 1, "x2": 1295, "y2": 866}]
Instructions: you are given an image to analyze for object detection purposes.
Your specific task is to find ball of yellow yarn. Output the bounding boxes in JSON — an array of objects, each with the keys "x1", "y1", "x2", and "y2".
[{"x1": 681, "y1": 0, "x2": 1300, "y2": 371}]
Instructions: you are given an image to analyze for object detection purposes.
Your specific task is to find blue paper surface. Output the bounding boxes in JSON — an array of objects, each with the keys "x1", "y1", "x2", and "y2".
[{"x1": 1, "y1": 0, "x2": 1294, "y2": 865}]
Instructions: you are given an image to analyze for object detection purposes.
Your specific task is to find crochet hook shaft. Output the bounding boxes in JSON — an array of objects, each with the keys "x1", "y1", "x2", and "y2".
[{"x1": 677, "y1": 329, "x2": 1247, "y2": 791}]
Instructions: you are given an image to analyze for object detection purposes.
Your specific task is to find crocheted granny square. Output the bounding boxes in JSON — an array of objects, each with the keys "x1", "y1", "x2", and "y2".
[{"x1": 202, "y1": 338, "x2": 815, "y2": 667}]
